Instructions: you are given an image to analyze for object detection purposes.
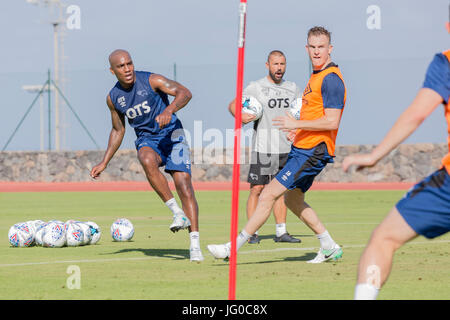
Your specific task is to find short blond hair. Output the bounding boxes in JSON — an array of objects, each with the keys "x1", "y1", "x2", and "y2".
[{"x1": 307, "y1": 26, "x2": 331, "y2": 43}]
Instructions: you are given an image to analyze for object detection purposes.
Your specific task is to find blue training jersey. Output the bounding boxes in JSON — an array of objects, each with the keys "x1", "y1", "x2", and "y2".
[
  {"x1": 422, "y1": 52, "x2": 450, "y2": 104},
  {"x1": 108, "y1": 71, "x2": 182, "y2": 138}
]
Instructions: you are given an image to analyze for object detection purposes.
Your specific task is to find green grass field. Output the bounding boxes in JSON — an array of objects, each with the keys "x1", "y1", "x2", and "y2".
[{"x1": 0, "y1": 190, "x2": 449, "y2": 300}]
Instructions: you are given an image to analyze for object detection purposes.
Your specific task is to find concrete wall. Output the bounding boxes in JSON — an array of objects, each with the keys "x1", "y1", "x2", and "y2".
[{"x1": 0, "y1": 143, "x2": 446, "y2": 183}]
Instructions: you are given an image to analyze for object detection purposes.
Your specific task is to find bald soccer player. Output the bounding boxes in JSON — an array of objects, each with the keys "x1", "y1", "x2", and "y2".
[{"x1": 91, "y1": 50, "x2": 204, "y2": 262}]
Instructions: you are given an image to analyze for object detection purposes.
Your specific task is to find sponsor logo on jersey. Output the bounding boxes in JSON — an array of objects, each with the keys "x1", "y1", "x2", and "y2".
[
  {"x1": 118, "y1": 96, "x2": 126, "y2": 108},
  {"x1": 126, "y1": 100, "x2": 151, "y2": 119}
]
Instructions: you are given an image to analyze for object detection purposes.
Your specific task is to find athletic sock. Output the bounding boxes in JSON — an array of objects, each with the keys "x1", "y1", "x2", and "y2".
[
  {"x1": 275, "y1": 223, "x2": 287, "y2": 237},
  {"x1": 237, "y1": 229, "x2": 251, "y2": 251},
  {"x1": 189, "y1": 231, "x2": 200, "y2": 249},
  {"x1": 354, "y1": 283, "x2": 379, "y2": 300},
  {"x1": 316, "y1": 230, "x2": 336, "y2": 250},
  {"x1": 165, "y1": 198, "x2": 184, "y2": 216}
]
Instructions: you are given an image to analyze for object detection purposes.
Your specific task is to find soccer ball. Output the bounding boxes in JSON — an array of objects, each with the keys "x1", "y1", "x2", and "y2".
[
  {"x1": 30, "y1": 220, "x2": 46, "y2": 232},
  {"x1": 42, "y1": 222, "x2": 66, "y2": 248},
  {"x1": 111, "y1": 218, "x2": 134, "y2": 241},
  {"x1": 8, "y1": 222, "x2": 35, "y2": 247},
  {"x1": 77, "y1": 222, "x2": 93, "y2": 246},
  {"x1": 65, "y1": 222, "x2": 84, "y2": 247},
  {"x1": 242, "y1": 95, "x2": 263, "y2": 120},
  {"x1": 288, "y1": 97, "x2": 302, "y2": 120},
  {"x1": 35, "y1": 222, "x2": 48, "y2": 246},
  {"x1": 86, "y1": 221, "x2": 102, "y2": 245}
]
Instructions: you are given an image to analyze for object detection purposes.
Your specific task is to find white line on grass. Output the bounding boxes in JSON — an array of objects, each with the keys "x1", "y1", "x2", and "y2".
[{"x1": 1, "y1": 239, "x2": 449, "y2": 268}]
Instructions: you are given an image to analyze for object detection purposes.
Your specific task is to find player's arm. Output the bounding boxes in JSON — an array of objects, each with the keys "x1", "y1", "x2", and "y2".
[
  {"x1": 342, "y1": 88, "x2": 443, "y2": 171},
  {"x1": 273, "y1": 73, "x2": 344, "y2": 131},
  {"x1": 273, "y1": 108, "x2": 341, "y2": 132},
  {"x1": 228, "y1": 99, "x2": 256, "y2": 124},
  {"x1": 149, "y1": 74, "x2": 192, "y2": 128},
  {"x1": 90, "y1": 95, "x2": 126, "y2": 179}
]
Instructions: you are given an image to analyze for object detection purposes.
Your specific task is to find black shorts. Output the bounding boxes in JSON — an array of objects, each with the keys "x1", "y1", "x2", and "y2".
[{"x1": 247, "y1": 152, "x2": 289, "y2": 185}]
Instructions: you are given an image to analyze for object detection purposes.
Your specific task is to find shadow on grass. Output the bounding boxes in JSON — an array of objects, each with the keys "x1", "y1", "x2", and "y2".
[
  {"x1": 107, "y1": 248, "x2": 189, "y2": 260},
  {"x1": 253, "y1": 234, "x2": 313, "y2": 242},
  {"x1": 210, "y1": 252, "x2": 318, "y2": 266}
]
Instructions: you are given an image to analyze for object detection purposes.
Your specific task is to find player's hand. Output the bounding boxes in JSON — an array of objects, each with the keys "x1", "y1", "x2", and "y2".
[
  {"x1": 286, "y1": 129, "x2": 296, "y2": 142},
  {"x1": 155, "y1": 109, "x2": 173, "y2": 129},
  {"x1": 273, "y1": 111, "x2": 298, "y2": 131},
  {"x1": 342, "y1": 154, "x2": 377, "y2": 172},
  {"x1": 241, "y1": 112, "x2": 256, "y2": 124},
  {"x1": 90, "y1": 162, "x2": 107, "y2": 179}
]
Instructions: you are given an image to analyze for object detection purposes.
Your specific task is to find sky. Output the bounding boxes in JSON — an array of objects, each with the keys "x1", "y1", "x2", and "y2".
[{"x1": 0, "y1": 0, "x2": 449, "y2": 151}]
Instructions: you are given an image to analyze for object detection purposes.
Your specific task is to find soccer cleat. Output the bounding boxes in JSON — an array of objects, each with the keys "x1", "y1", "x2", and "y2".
[
  {"x1": 169, "y1": 213, "x2": 191, "y2": 233},
  {"x1": 190, "y1": 247, "x2": 204, "y2": 262},
  {"x1": 273, "y1": 233, "x2": 301, "y2": 243},
  {"x1": 248, "y1": 234, "x2": 260, "y2": 244},
  {"x1": 207, "y1": 243, "x2": 230, "y2": 259},
  {"x1": 307, "y1": 244, "x2": 343, "y2": 264}
]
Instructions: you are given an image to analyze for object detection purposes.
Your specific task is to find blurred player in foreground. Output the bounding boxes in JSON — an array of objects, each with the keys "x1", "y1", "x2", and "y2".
[
  {"x1": 90, "y1": 50, "x2": 203, "y2": 262},
  {"x1": 228, "y1": 50, "x2": 301, "y2": 245},
  {"x1": 208, "y1": 26, "x2": 346, "y2": 263},
  {"x1": 342, "y1": 11, "x2": 450, "y2": 299}
]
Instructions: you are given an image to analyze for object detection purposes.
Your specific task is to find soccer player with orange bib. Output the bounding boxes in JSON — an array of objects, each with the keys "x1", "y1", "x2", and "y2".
[
  {"x1": 342, "y1": 10, "x2": 450, "y2": 300},
  {"x1": 208, "y1": 26, "x2": 346, "y2": 263}
]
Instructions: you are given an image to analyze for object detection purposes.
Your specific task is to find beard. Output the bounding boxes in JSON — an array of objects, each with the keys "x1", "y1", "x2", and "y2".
[{"x1": 269, "y1": 70, "x2": 284, "y2": 83}]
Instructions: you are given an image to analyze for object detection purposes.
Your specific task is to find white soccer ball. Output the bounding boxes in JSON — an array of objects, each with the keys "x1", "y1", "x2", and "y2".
[
  {"x1": 111, "y1": 218, "x2": 134, "y2": 242},
  {"x1": 86, "y1": 221, "x2": 102, "y2": 245},
  {"x1": 288, "y1": 97, "x2": 302, "y2": 120},
  {"x1": 42, "y1": 222, "x2": 66, "y2": 248},
  {"x1": 31, "y1": 220, "x2": 46, "y2": 232},
  {"x1": 8, "y1": 222, "x2": 35, "y2": 247},
  {"x1": 242, "y1": 95, "x2": 263, "y2": 120},
  {"x1": 77, "y1": 222, "x2": 93, "y2": 246},
  {"x1": 65, "y1": 223, "x2": 84, "y2": 247},
  {"x1": 35, "y1": 222, "x2": 48, "y2": 246}
]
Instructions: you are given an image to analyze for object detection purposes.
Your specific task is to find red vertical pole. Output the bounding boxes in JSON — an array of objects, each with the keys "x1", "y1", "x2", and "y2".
[{"x1": 229, "y1": 0, "x2": 247, "y2": 300}]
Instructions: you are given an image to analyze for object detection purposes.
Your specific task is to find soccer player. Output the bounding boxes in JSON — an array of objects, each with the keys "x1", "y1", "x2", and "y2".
[
  {"x1": 90, "y1": 49, "x2": 204, "y2": 262},
  {"x1": 208, "y1": 26, "x2": 346, "y2": 263},
  {"x1": 342, "y1": 14, "x2": 450, "y2": 300},
  {"x1": 228, "y1": 50, "x2": 302, "y2": 244}
]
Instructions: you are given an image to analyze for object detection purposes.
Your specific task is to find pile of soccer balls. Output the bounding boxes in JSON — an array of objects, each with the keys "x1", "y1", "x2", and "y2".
[
  {"x1": 8, "y1": 218, "x2": 135, "y2": 248},
  {"x1": 8, "y1": 220, "x2": 102, "y2": 248}
]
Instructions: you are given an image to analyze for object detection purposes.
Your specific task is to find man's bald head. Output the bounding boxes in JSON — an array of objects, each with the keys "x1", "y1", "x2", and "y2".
[
  {"x1": 108, "y1": 49, "x2": 135, "y2": 88},
  {"x1": 109, "y1": 49, "x2": 131, "y2": 67}
]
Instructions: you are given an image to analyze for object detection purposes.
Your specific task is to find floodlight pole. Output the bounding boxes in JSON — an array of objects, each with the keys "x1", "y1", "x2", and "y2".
[
  {"x1": 53, "y1": 22, "x2": 60, "y2": 151},
  {"x1": 22, "y1": 83, "x2": 54, "y2": 151},
  {"x1": 48, "y1": 69, "x2": 52, "y2": 150}
]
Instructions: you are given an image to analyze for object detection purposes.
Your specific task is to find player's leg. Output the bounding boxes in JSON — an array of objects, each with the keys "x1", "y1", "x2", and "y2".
[
  {"x1": 171, "y1": 170, "x2": 203, "y2": 262},
  {"x1": 164, "y1": 130, "x2": 204, "y2": 261},
  {"x1": 355, "y1": 168, "x2": 450, "y2": 299},
  {"x1": 273, "y1": 195, "x2": 301, "y2": 243},
  {"x1": 243, "y1": 178, "x2": 287, "y2": 239},
  {"x1": 137, "y1": 146, "x2": 173, "y2": 202},
  {"x1": 354, "y1": 207, "x2": 418, "y2": 300},
  {"x1": 272, "y1": 152, "x2": 300, "y2": 243},
  {"x1": 285, "y1": 187, "x2": 342, "y2": 263},
  {"x1": 246, "y1": 184, "x2": 264, "y2": 244},
  {"x1": 171, "y1": 170, "x2": 198, "y2": 232},
  {"x1": 138, "y1": 146, "x2": 189, "y2": 232},
  {"x1": 246, "y1": 151, "x2": 270, "y2": 244},
  {"x1": 207, "y1": 178, "x2": 287, "y2": 259}
]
